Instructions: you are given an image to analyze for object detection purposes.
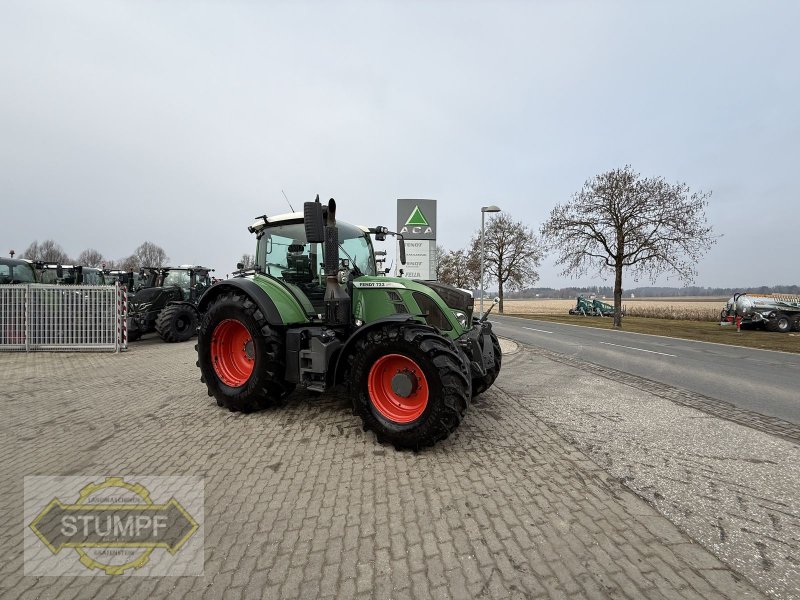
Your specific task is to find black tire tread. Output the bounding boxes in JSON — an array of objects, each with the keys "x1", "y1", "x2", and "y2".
[
  {"x1": 155, "y1": 304, "x2": 198, "y2": 343},
  {"x1": 349, "y1": 323, "x2": 471, "y2": 451},
  {"x1": 766, "y1": 313, "x2": 791, "y2": 333},
  {"x1": 196, "y1": 292, "x2": 294, "y2": 412}
]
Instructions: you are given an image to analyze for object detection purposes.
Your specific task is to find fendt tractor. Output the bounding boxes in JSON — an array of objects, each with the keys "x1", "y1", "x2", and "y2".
[
  {"x1": 127, "y1": 266, "x2": 213, "y2": 342},
  {"x1": 195, "y1": 197, "x2": 502, "y2": 450},
  {"x1": 720, "y1": 293, "x2": 800, "y2": 333}
]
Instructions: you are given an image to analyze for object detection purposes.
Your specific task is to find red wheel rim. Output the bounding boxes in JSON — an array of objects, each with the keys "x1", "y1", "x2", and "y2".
[
  {"x1": 367, "y1": 354, "x2": 429, "y2": 424},
  {"x1": 211, "y1": 319, "x2": 255, "y2": 387}
]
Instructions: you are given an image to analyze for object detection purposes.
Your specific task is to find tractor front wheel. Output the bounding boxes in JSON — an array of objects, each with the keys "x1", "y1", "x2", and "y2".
[
  {"x1": 350, "y1": 323, "x2": 471, "y2": 450},
  {"x1": 472, "y1": 330, "x2": 502, "y2": 397},
  {"x1": 156, "y1": 304, "x2": 198, "y2": 342},
  {"x1": 196, "y1": 292, "x2": 294, "y2": 412}
]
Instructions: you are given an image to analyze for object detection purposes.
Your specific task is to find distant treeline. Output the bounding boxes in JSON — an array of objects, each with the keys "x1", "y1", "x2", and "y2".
[{"x1": 503, "y1": 285, "x2": 800, "y2": 299}]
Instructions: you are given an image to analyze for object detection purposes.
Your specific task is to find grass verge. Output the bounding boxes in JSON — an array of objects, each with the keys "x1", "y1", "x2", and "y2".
[{"x1": 501, "y1": 313, "x2": 800, "y2": 354}]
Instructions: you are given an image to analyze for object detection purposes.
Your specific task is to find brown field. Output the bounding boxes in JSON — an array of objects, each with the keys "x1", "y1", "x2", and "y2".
[{"x1": 503, "y1": 298, "x2": 724, "y2": 321}]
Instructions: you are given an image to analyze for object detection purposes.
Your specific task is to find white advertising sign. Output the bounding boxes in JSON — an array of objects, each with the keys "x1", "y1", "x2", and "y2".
[{"x1": 400, "y1": 239, "x2": 436, "y2": 280}]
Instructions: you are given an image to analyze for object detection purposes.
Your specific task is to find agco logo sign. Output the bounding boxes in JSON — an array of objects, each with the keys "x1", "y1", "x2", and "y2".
[{"x1": 399, "y1": 204, "x2": 433, "y2": 236}]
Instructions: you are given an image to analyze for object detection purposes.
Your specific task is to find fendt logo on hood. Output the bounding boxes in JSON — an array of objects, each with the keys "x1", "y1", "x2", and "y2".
[{"x1": 397, "y1": 200, "x2": 436, "y2": 239}]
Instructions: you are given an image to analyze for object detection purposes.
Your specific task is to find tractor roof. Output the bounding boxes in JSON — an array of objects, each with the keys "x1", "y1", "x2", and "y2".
[
  {"x1": 1, "y1": 257, "x2": 36, "y2": 268},
  {"x1": 141, "y1": 265, "x2": 213, "y2": 272},
  {"x1": 249, "y1": 212, "x2": 370, "y2": 234}
]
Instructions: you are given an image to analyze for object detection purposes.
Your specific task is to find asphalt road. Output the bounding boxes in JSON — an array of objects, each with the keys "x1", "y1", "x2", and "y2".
[{"x1": 490, "y1": 314, "x2": 800, "y2": 425}]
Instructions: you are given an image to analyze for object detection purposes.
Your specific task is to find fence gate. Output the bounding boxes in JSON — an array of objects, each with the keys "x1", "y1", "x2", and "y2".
[{"x1": 0, "y1": 284, "x2": 127, "y2": 352}]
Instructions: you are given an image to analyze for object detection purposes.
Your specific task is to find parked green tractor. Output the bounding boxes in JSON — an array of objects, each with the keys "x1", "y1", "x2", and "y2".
[
  {"x1": 127, "y1": 266, "x2": 213, "y2": 342},
  {"x1": 195, "y1": 197, "x2": 501, "y2": 450},
  {"x1": 568, "y1": 294, "x2": 616, "y2": 317},
  {"x1": 36, "y1": 264, "x2": 107, "y2": 285},
  {"x1": 0, "y1": 257, "x2": 38, "y2": 284}
]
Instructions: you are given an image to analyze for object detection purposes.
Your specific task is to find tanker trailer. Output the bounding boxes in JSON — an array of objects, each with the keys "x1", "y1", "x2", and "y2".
[{"x1": 726, "y1": 293, "x2": 800, "y2": 333}]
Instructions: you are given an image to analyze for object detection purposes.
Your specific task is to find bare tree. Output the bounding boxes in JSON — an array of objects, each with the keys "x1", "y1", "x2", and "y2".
[
  {"x1": 23, "y1": 239, "x2": 70, "y2": 263},
  {"x1": 77, "y1": 248, "x2": 104, "y2": 267},
  {"x1": 541, "y1": 166, "x2": 715, "y2": 327},
  {"x1": 239, "y1": 253, "x2": 256, "y2": 269},
  {"x1": 21, "y1": 241, "x2": 40, "y2": 261},
  {"x1": 434, "y1": 245, "x2": 445, "y2": 280},
  {"x1": 135, "y1": 242, "x2": 168, "y2": 268},
  {"x1": 119, "y1": 255, "x2": 140, "y2": 271},
  {"x1": 467, "y1": 213, "x2": 543, "y2": 313},
  {"x1": 439, "y1": 249, "x2": 477, "y2": 289}
]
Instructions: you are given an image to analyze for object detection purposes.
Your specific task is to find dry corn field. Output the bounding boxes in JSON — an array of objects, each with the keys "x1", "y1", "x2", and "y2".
[{"x1": 503, "y1": 298, "x2": 725, "y2": 322}]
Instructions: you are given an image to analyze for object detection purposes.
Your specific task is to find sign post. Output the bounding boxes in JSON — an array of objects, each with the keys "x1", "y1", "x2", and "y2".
[{"x1": 396, "y1": 199, "x2": 437, "y2": 280}]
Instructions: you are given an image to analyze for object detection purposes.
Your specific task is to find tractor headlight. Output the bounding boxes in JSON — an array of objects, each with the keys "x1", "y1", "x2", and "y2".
[{"x1": 453, "y1": 310, "x2": 468, "y2": 328}]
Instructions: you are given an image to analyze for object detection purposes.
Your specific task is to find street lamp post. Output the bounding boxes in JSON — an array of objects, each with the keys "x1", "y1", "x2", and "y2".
[{"x1": 479, "y1": 205, "x2": 501, "y2": 319}]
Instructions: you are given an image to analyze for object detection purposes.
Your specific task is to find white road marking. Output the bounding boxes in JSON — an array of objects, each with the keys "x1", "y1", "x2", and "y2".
[
  {"x1": 522, "y1": 327, "x2": 554, "y2": 334},
  {"x1": 599, "y1": 341, "x2": 676, "y2": 357}
]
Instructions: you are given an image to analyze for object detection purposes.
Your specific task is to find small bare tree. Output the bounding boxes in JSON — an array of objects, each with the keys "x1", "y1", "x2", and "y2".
[
  {"x1": 119, "y1": 255, "x2": 140, "y2": 271},
  {"x1": 434, "y1": 245, "x2": 446, "y2": 280},
  {"x1": 467, "y1": 213, "x2": 543, "y2": 313},
  {"x1": 541, "y1": 166, "x2": 715, "y2": 327},
  {"x1": 239, "y1": 253, "x2": 256, "y2": 269},
  {"x1": 77, "y1": 248, "x2": 104, "y2": 267},
  {"x1": 439, "y1": 249, "x2": 477, "y2": 289},
  {"x1": 135, "y1": 242, "x2": 168, "y2": 268}
]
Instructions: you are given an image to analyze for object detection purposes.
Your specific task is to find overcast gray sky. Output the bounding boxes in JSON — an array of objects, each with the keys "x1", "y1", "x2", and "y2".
[{"x1": 1, "y1": 1, "x2": 797, "y2": 288}]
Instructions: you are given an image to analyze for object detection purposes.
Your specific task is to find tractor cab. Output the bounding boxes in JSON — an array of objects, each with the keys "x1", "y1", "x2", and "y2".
[
  {"x1": 37, "y1": 264, "x2": 84, "y2": 285},
  {"x1": 155, "y1": 266, "x2": 213, "y2": 301},
  {"x1": 250, "y1": 212, "x2": 378, "y2": 314},
  {"x1": 103, "y1": 269, "x2": 139, "y2": 290},
  {"x1": 0, "y1": 257, "x2": 38, "y2": 284},
  {"x1": 36, "y1": 264, "x2": 108, "y2": 285}
]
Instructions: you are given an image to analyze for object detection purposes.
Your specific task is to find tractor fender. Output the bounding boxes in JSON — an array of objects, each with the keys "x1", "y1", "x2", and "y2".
[
  {"x1": 197, "y1": 279, "x2": 283, "y2": 325},
  {"x1": 332, "y1": 315, "x2": 421, "y2": 385}
]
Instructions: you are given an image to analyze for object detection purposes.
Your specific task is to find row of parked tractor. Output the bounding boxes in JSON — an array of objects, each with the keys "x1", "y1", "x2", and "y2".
[{"x1": 0, "y1": 256, "x2": 217, "y2": 344}]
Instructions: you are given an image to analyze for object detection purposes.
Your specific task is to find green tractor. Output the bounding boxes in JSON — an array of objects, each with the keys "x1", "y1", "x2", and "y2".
[
  {"x1": 568, "y1": 294, "x2": 616, "y2": 317},
  {"x1": 0, "y1": 257, "x2": 38, "y2": 284},
  {"x1": 127, "y1": 266, "x2": 213, "y2": 342},
  {"x1": 36, "y1": 263, "x2": 107, "y2": 285},
  {"x1": 195, "y1": 197, "x2": 502, "y2": 450}
]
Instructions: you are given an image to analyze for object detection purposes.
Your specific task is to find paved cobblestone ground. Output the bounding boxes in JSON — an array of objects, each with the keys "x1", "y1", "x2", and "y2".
[
  {"x1": 0, "y1": 339, "x2": 772, "y2": 599},
  {"x1": 500, "y1": 345, "x2": 800, "y2": 600}
]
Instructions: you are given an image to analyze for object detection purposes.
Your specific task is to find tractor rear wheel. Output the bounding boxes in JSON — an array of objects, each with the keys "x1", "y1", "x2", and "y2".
[
  {"x1": 472, "y1": 330, "x2": 502, "y2": 397},
  {"x1": 156, "y1": 304, "x2": 198, "y2": 342},
  {"x1": 196, "y1": 292, "x2": 294, "y2": 412},
  {"x1": 349, "y1": 323, "x2": 471, "y2": 450}
]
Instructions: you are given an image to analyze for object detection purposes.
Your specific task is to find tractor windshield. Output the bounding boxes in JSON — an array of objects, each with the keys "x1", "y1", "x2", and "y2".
[{"x1": 257, "y1": 221, "x2": 376, "y2": 279}]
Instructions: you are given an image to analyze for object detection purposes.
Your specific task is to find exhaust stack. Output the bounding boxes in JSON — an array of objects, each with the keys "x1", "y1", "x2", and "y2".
[{"x1": 323, "y1": 199, "x2": 350, "y2": 326}]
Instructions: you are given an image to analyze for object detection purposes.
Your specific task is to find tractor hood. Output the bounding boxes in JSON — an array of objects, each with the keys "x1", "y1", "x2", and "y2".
[{"x1": 351, "y1": 277, "x2": 471, "y2": 336}]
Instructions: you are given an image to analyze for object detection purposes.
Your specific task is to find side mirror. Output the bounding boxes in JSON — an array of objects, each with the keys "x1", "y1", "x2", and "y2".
[
  {"x1": 236, "y1": 262, "x2": 244, "y2": 270},
  {"x1": 304, "y1": 196, "x2": 325, "y2": 243},
  {"x1": 56, "y1": 265, "x2": 63, "y2": 278}
]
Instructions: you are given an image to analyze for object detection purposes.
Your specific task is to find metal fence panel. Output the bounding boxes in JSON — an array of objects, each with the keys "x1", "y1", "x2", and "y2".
[{"x1": 0, "y1": 284, "x2": 127, "y2": 352}]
